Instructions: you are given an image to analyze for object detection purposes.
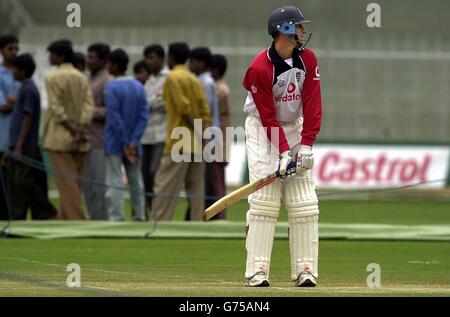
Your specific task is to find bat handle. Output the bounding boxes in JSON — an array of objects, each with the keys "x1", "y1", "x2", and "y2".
[{"x1": 275, "y1": 159, "x2": 297, "y2": 178}]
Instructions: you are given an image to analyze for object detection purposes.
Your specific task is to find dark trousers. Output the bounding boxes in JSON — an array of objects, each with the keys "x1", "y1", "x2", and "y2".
[
  {"x1": 141, "y1": 143, "x2": 165, "y2": 215},
  {"x1": 0, "y1": 153, "x2": 9, "y2": 220},
  {"x1": 185, "y1": 162, "x2": 227, "y2": 220},
  {"x1": 7, "y1": 147, "x2": 57, "y2": 220},
  {"x1": 205, "y1": 162, "x2": 227, "y2": 220}
]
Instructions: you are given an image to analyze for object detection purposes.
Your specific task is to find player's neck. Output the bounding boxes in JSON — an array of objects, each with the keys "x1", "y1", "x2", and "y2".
[{"x1": 275, "y1": 40, "x2": 295, "y2": 60}]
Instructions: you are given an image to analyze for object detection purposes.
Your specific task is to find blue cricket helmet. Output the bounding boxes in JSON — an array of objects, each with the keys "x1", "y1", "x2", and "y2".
[{"x1": 268, "y1": 6, "x2": 312, "y2": 37}]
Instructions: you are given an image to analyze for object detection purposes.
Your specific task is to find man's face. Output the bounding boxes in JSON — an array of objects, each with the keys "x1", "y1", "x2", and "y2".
[
  {"x1": 74, "y1": 62, "x2": 85, "y2": 73},
  {"x1": 145, "y1": 52, "x2": 164, "y2": 74},
  {"x1": 135, "y1": 69, "x2": 150, "y2": 85},
  {"x1": 167, "y1": 55, "x2": 176, "y2": 70},
  {"x1": 188, "y1": 58, "x2": 203, "y2": 74},
  {"x1": 211, "y1": 68, "x2": 220, "y2": 81},
  {"x1": 87, "y1": 51, "x2": 105, "y2": 72},
  {"x1": 106, "y1": 61, "x2": 114, "y2": 74},
  {"x1": 1, "y1": 42, "x2": 19, "y2": 63},
  {"x1": 48, "y1": 52, "x2": 62, "y2": 66},
  {"x1": 296, "y1": 24, "x2": 305, "y2": 41},
  {"x1": 281, "y1": 24, "x2": 307, "y2": 48},
  {"x1": 106, "y1": 62, "x2": 120, "y2": 76}
]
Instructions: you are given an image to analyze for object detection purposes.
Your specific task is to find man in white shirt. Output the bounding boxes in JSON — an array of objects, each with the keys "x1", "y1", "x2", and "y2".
[{"x1": 141, "y1": 44, "x2": 169, "y2": 216}]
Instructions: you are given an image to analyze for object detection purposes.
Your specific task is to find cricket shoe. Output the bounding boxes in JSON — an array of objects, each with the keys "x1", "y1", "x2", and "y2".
[
  {"x1": 295, "y1": 271, "x2": 317, "y2": 287},
  {"x1": 246, "y1": 272, "x2": 270, "y2": 287}
]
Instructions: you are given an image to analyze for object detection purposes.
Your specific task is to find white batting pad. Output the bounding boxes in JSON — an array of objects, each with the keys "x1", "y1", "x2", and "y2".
[
  {"x1": 285, "y1": 177, "x2": 319, "y2": 280},
  {"x1": 245, "y1": 182, "x2": 281, "y2": 280}
]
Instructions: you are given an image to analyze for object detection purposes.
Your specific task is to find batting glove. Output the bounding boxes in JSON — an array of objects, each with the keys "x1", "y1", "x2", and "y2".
[
  {"x1": 297, "y1": 145, "x2": 314, "y2": 171},
  {"x1": 278, "y1": 150, "x2": 294, "y2": 177}
]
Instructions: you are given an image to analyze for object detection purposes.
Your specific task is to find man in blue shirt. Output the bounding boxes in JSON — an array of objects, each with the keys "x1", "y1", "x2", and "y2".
[
  {"x1": 104, "y1": 49, "x2": 149, "y2": 221},
  {"x1": 0, "y1": 34, "x2": 20, "y2": 220},
  {"x1": 8, "y1": 54, "x2": 57, "y2": 219}
]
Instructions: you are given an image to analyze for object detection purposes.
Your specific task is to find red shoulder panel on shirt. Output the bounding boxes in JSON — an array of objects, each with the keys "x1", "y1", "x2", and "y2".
[
  {"x1": 242, "y1": 49, "x2": 272, "y2": 91},
  {"x1": 300, "y1": 48, "x2": 319, "y2": 78}
]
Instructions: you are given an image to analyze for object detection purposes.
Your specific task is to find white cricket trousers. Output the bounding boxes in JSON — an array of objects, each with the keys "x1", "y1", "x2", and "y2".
[
  {"x1": 245, "y1": 115, "x2": 302, "y2": 181},
  {"x1": 244, "y1": 114, "x2": 320, "y2": 280}
]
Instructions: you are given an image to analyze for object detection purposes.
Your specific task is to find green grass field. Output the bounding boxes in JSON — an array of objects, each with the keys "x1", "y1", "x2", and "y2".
[
  {"x1": 0, "y1": 199, "x2": 449, "y2": 296},
  {"x1": 50, "y1": 198, "x2": 449, "y2": 224},
  {"x1": 1, "y1": 239, "x2": 449, "y2": 296}
]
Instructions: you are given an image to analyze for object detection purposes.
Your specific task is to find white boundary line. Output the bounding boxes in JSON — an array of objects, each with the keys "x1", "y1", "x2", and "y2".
[{"x1": 0, "y1": 256, "x2": 124, "y2": 274}]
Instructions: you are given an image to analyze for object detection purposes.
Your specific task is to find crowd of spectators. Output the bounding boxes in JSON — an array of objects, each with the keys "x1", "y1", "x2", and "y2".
[{"x1": 0, "y1": 34, "x2": 231, "y2": 221}]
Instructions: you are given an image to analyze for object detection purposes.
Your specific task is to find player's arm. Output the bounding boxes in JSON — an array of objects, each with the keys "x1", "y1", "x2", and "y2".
[
  {"x1": 300, "y1": 49, "x2": 322, "y2": 148},
  {"x1": 297, "y1": 49, "x2": 323, "y2": 170},
  {"x1": 243, "y1": 67, "x2": 290, "y2": 154},
  {"x1": 244, "y1": 66, "x2": 293, "y2": 175}
]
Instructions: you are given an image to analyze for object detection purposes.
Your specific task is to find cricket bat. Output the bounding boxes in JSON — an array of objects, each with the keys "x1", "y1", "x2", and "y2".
[{"x1": 203, "y1": 160, "x2": 298, "y2": 221}]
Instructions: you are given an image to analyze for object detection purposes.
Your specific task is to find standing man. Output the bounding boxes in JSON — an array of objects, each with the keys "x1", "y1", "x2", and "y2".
[
  {"x1": 43, "y1": 39, "x2": 94, "y2": 220},
  {"x1": 188, "y1": 47, "x2": 222, "y2": 220},
  {"x1": 72, "y1": 52, "x2": 86, "y2": 72},
  {"x1": 210, "y1": 54, "x2": 231, "y2": 220},
  {"x1": 242, "y1": 6, "x2": 322, "y2": 287},
  {"x1": 152, "y1": 42, "x2": 211, "y2": 221},
  {"x1": 8, "y1": 54, "x2": 57, "y2": 219},
  {"x1": 0, "y1": 34, "x2": 20, "y2": 220},
  {"x1": 133, "y1": 60, "x2": 151, "y2": 85},
  {"x1": 103, "y1": 49, "x2": 148, "y2": 221},
  {"x1": 84, "y1": 43, "x2": 112, "y2": 220},
  {"x1": 141, "y1": 44, "x2": 169, "y2": 214}
]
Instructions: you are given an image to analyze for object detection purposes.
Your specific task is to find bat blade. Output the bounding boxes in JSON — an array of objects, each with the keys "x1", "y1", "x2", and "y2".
[
  {"x1": 202, "y1": 159, "x2": 298, "y2": 221},
  {"x1": 202, "y1": 173, "x2": 277, "y2": 221}
]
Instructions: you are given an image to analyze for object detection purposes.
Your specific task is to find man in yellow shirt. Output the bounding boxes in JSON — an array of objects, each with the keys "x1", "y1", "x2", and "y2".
[
  {"x1": 43, "y1": 39, "x2": 94, "y2": 220},
  {"x1": 152, "y1": 42, "x2": 211, "y2": 220}
]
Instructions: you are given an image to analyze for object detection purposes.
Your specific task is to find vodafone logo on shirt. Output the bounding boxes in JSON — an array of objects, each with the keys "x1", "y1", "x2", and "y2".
[
  {"x1": 287, "y1": 83, "x2": 296, "y2": 93},
  {"x1": 312, "y1": 145, "x2": 450, "y2": 188},
  {"x1": 274, "y1": 82, "x2": 301, "y2": 102}
]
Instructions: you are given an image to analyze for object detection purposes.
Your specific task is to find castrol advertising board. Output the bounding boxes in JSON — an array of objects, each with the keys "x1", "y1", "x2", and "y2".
[{"x1": 312, "y1": 145, "x2": 450, "y2": 189}]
